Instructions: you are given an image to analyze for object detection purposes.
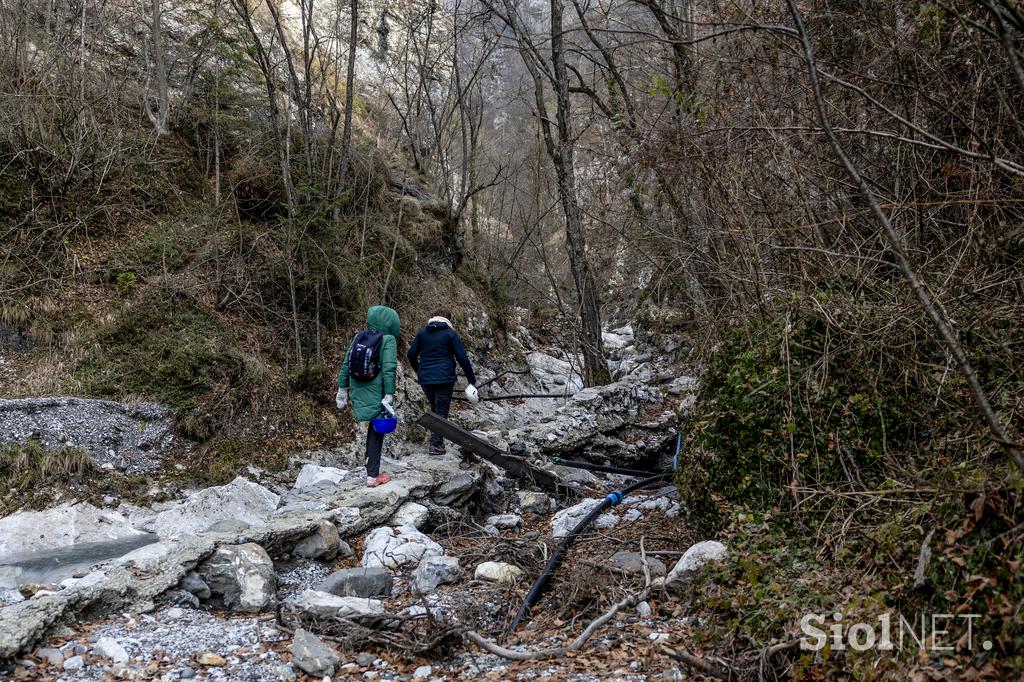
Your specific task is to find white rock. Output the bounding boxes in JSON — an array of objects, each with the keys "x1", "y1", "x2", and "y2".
[
  {"x1": 635, "y1": 601, "x2": 652, "y2": 617},
  {"x1": 289, "y1": 590, "x2": 384, "y2": 619},
  {"x1": 474, "y1": 561, "x2": 524, "y2": 584},
  {"x1": 361, "y1": 525, "x2": 443, "y2": 570},
  {"x1": 291, "y1": 628, "x2": 338, "y2": 677},
  {"x1": 594, "y1": 513, "x2": 620, "y2": 530},
  {"x1": 293, "y1": 520, "x2": 342, "y2": 560},
  {"x1": 602, "y1": 327, "x2": 634, "y2": 350},
  {"x1": 197, "y1": 543, "x2": 277, "y2": 612},
  {"x1": 63, "y1": 655, "x2": 85, "y2": 671},
  {"x1": 0, "y1": 503, "x2": 147, "y2": 556},
  {"x1": 413, "y1": 665, "x2": 432, "y2": 679},
  {"x1": 294, "y1": 464, "x2": 348, "y2": 490},
  {"x1": 389, "y1": 502, "x2": 429, "y2": 529},
  {"x1": 550, "y1": 499, "x2": 603, "y2": 538},
  {"x1": 151, "y1": 477, "x2": 280, "y2": 539},
  {"x1": 639, "y1": 497, "x2": 672, "y2": 511},
  {"x1": 666, "y1": 541, "x2": 729, "y2": 591},
  {"x1": 93, "y1": 637, "x2": 129, "y2": 663},
  {"x1": 623, "y1": 508, "x2": 643, "y2": 522},
  {"x1": 485, "y1": 514, "x2": 522, "y2": 529},
  {"x1": 648, "y1": 632, "x2": 670, "y2": 645},
  {"x1": 527, "y1": 351, "x2": 583, "y2": 393}
]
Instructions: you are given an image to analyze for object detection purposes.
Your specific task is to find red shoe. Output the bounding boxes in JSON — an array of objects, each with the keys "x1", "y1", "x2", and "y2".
[{"x1": 366, "y1": 472, "x2": 392, "y2": 488}]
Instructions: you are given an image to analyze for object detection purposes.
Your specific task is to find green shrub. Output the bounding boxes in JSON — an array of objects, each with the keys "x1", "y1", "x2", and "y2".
[
  {"x1": 115, "y1": 272, "x2": 138, "y2": 295},
  {"x1": 677, "y1": 300, "x2": 955, "y2": 532},
  {"x1": 107, "y1": 213, "x2": 211, "y2": 278},
  {"x1": 75, "y1": 290, "x2": 246, "y2": 437}
]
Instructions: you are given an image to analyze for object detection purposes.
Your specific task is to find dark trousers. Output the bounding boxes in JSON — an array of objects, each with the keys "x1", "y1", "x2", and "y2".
[
  {"x1": 422, "y1": 382, "x2": 455, "y2": 449},
  {"x1": 365, "y1": 422, "x2": 385, "y2": 477}
]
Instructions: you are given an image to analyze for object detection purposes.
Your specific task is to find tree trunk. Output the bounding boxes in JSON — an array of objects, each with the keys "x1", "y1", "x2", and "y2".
[
  {"x1": 549, "y1": 0, "x2": 609, "y2": 386},
  {"x1": 145, "y1": 0, "x2": 170, "y2": 135},
  {"x1": 338, "y1": 0, "x2": 358, "y2": 186}
]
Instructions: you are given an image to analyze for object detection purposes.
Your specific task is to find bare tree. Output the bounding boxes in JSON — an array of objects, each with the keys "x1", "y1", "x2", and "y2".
[
  {"x1": 144, "y1": 0, "x2": 170, "y2": 135},
  {"x1": 487, "y1": 0, "x2": 611, "y2": 385},
  {"x1": 782, "y1": 0, "x2": 1024, "y2": 474},
  {"x1": 338, "y1": 0, "x2": 358, "y2": 186}
]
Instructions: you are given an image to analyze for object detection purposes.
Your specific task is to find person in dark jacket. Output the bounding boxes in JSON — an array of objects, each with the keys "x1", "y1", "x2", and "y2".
[{"x1": 407, "y1": 309, "x2": 479, "y2": 455}]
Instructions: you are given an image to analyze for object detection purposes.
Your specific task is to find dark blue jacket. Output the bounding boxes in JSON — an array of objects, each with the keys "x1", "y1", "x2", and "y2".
[{"x1": 407, "y1": 320, "x2": 477, "y2": 386}]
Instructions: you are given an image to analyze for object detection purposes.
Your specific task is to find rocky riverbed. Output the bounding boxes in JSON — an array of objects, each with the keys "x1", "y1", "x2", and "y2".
[
  {"x1": 0, "y1": 329, "x2": 713, "y2": 681},
  {"x1": 1, "y1": 481, "x2": 723, "y2": 681}
]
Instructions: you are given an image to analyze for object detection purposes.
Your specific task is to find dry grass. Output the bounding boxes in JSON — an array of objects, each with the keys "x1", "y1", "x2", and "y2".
[{"x1": 0, "y1": 440, "x2": 99, "y2": 514}]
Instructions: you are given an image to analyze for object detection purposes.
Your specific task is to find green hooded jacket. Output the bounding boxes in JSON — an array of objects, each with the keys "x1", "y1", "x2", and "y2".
[{"x1": 337, "y1": 305, "x2": 401, "y2": 422}]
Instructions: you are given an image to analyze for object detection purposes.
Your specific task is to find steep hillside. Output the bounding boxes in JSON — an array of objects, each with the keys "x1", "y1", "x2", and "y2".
[{"x1": 0, "y1": 0, "x2": 510, "y2": 487}]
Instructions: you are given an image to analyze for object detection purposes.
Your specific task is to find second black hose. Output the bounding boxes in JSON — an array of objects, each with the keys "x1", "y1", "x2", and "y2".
[{"x1": 510, "y1": 472, "x2": 670, "y2": 630}]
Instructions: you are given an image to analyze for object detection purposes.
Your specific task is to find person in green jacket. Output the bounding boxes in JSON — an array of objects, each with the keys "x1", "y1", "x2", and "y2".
[{"x1": 336, "y1": 305, "x2": 401, "y2": 488}]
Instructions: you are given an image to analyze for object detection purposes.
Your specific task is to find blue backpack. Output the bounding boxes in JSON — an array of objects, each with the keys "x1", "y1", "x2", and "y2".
[{"x1": 348, "y1": 330, "x2": 385, "y2": 382}]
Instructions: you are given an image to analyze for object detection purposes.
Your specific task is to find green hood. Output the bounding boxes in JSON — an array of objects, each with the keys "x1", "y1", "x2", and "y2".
[{"x1": 367, "y1": 305, "x2": 400, "y2": 338}]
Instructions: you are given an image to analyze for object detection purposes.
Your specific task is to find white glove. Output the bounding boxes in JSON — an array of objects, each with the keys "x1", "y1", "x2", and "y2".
[
  {"x1": 335, "y1": 388, "x2": 348, "y2": 409},
  {"x1": 381, "y1": 394, "x2": 397, "y2": 417},
  {"x1": 465, "y1": 384, "x2": 480, "y2": 404}
]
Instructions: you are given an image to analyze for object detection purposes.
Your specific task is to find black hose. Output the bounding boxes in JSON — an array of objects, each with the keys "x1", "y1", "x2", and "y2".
[
  {"x1": 510, "y1": 472, "x2": 670, "y2": 630},
  {"x1": 550, "y1": 457, "x2": 662, "y2": 478}
]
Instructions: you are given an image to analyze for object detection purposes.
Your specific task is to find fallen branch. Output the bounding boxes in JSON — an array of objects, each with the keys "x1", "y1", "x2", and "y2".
[
  {"x1": 759, "y1": 639, "x2": 800, "y2": 682},
  {"x1": 913, "y1": 529, "x2": 935, "y2": 589},
  {"x1": 658, "y1": 644, "x2": 735, "y2": 680}
]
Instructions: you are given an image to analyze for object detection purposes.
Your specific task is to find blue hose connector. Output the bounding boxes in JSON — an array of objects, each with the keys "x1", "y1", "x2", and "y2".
[{"x1": 605, "y1": 490, "x2": 623, "y2": 505}]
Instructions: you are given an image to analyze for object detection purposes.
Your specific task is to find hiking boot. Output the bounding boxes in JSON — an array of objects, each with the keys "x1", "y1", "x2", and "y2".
[{"x1": 366, "y1": 472, "x2": 392, "y2": 488}]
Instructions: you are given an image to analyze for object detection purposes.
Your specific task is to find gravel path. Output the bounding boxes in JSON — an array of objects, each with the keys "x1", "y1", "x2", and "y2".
[
  {"x1": 0, "y1": 397, "x2": 180, "y2": 472},
  {"x1": 23, "y1": 607, "x2": 288, "y2": 681}
]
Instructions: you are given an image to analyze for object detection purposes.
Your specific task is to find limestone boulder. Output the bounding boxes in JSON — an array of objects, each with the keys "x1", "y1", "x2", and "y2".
[
  {"x1": 516, "y1": 491, "x2": 552, "y2": 515},
  {"x1": 484, "y1": 514, "x2": 522, "y2": 530},
  {"x1": 362, "y1": 526, "x2": 443, "y2": 570},
  {"x1": 292, "y1": 520, "x2": 341, "y2": 560},
  {"x1": 293, "y1": 464, "x2": 348, "y2": 490},
  {"x1": 550, "y1": 499, "x2": 603, "y2": 538},
  {"x1": 666, "y1": 541, "x2": 729, "y2": 591},
  {"x1": 288, "y1": 590, "x2": 383, "y2": 620},
  {"x1": 474, "y1": 561, "x2": 524, "y2": 584},
  {"x1": 151, "y1": 478, "x2": 280, "y2": 539},
  {"x1": 291, "y1": 628, "x2": 338, "y2": 677},
  {"x1": 317, "y1": 567, "x2": 393, "y2": 598},
  {"x1": 196, "y1": 543, "x2": 277, "y2": 612},
  {"x1": 389, "y1": 502, "x2": 429, "y2": 529},
  {"x1": 608, "y1": 551, "x2": 667, "y2": 577}
]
